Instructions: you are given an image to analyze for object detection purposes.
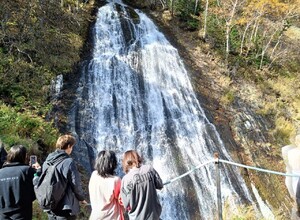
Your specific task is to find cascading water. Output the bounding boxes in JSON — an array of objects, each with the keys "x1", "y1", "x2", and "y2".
[{"x1": 66, "y1": 1, "x2": 269, "y2": 219}]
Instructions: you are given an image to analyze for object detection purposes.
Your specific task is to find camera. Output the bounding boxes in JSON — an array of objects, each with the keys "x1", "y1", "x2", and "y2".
[{"x1": 30, "y1": 155, "x2": 37, "y2": 165}]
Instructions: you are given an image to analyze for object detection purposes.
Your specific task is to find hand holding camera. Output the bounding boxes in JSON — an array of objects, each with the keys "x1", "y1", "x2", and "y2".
[{"x1": 29, "y1": 155, "x2": 41, "y2": 169}]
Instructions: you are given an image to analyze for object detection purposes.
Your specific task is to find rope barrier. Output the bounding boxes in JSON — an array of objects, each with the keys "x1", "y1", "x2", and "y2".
[
  {"x1": 218, "y1": 159, "x2": 300, "y2": 178},
  {"x1": 163, "y1": 159, "x2": 215, "y2": 185},
  {"x1": 161, "y1": 155, "x2": 300, "y2": 220},
  {"x1": 163, "y1": 158, "x2": 300, "y2": 186}
]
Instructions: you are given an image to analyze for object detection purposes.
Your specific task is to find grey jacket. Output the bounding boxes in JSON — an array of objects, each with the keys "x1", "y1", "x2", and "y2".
[
  {"x1": 42, "y1": 150, "x2": 85, "y2": 215},
  {"x1": 121, "y1": 164, "x2": 163, "y2": 220}
]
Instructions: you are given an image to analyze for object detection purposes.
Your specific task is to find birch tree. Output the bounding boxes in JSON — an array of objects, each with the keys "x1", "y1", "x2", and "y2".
[
  {"x1": 243, "y1": 0, "x2": 291, "y2": 68},
  {"x1": 221, "y1": 0, "x2": 246, "y2": 62},
  {"x1": 201, "y1": 0, "x2": 209, "y2": 39}
]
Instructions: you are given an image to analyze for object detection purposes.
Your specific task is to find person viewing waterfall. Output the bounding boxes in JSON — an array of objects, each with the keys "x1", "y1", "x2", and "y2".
[
  {"x1": 89, "y1": 150, "x2": 124, "y2": 220},
  {"x1": 0, "y1": 145, "x2": 37, "y2": 220},
  {"x1": 120, "y1": 150, "x2": 163, "y2": 220}
]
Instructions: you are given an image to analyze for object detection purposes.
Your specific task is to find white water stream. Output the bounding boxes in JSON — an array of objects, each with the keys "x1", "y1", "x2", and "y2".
[{"x1": 66, "y1": 1, "x2": 272, "y2": 219}]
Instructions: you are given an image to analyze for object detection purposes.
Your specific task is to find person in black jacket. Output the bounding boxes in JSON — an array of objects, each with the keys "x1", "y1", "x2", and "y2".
[
  {"x1": 0, "y1": 142, "x2": 7, "y2": 168},
  {"x1": 43, "y1": 134, "x2": 87, "y2": 220},
  {"x1": 0, "y1": 145, "x2": 36, "y2": 220}
]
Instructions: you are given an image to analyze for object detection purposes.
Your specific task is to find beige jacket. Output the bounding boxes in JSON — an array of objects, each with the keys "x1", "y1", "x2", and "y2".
[{"x1": 89, "y1": 171, "x2": 124, "y2": 220}]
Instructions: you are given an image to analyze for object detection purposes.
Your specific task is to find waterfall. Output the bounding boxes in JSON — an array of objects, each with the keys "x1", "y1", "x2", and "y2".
[
  {"x1": 66, "y1": 1, "x2": 265, "y2": 219},
  {"x1": 50, "y1": 74, "x2": 63, "y2": 101}
]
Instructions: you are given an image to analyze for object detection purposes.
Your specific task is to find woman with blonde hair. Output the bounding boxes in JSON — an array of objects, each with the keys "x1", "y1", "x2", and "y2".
[{"x1": 120, "y1": 150, "x2": 163, "y2": 220}]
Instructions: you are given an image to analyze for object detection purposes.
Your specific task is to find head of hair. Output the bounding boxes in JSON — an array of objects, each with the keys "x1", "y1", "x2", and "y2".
[
  {"x1": 95, "y1": 150, "x2": 117, "y2": 177},
  {"x1": 122, "y1": 150, "x2": 143, "y2": 174},
  {"x1": 56, "y1": 134, "x2": 76, "y2": 150},
  {"x1": 7, "y1": 145, "x2": 27, "y2": 163}
]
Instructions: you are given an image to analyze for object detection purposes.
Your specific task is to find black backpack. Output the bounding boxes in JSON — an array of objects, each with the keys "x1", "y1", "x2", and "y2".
[{"x1": 34, "y1": 157, "x2": 68, "y2": 210}]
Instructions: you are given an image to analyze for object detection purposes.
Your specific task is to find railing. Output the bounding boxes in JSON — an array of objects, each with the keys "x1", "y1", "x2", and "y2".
[{"x1": 162, "y1": 152, "x2": 300, "y2": 220}]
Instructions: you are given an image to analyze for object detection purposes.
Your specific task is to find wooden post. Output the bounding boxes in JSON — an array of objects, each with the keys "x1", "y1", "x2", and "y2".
[{"x1": 214, "y1": 152, "x2": 222, "y2": 220}]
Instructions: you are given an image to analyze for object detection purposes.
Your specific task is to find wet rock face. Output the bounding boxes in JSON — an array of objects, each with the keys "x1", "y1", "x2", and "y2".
[
  {"x1": 199, "y1": 89, "x2": 292, "y2": 215},
  {"x1": 224, "y1": 98, "x2": 292, "y2": 215},
  {"x1": 231, "y1": 100, "x2": 273, "y2": 156},
  {"x1": 116, "y1": 4, "x2": 140, "y2": 48},
  {"x1": 122, "y1": 0, "x2": 150, "y2": 9}
]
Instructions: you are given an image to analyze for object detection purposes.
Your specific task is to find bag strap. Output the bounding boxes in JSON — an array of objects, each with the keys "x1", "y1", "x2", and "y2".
[
  {"x1": 46, "y1": 156, "x2": 67, "y2": 167},
  {"x1": 35, "y1": 156, "x2": 68, "y2": 187}
]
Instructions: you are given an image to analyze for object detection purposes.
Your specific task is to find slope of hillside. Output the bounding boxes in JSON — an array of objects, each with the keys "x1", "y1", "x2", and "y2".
[{"x1": 145, "y1": 9, "x2": 298, "y2": 218}]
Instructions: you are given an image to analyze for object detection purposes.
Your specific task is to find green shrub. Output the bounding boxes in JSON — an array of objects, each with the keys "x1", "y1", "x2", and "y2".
[
  {"x1": 0, "y1": 102, "x2": 59, "y2": 154},
  {"x1": 221, "y1": 89, "x2": 235, "y2": 106},
  {"x1": 32, "y1": 201, "x2": 48, "y2": 220},
  {"x1": 229, "y1": 27, "x2": 241, "y2": 53},
  {"x1": 207, "y1": 15, "x2": 225, "y2": 50}
]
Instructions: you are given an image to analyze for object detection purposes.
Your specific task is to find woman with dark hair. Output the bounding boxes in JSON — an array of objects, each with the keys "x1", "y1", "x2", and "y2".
[
  {"x1": 0, "y1": 145, "x2": 36, "y2": 220},
  {"x1": 120, "y1": 150, "x2": 163, "y2": 220},
  {"x1": 89, "y1": 150, "x2": 124, "y2": 220}
]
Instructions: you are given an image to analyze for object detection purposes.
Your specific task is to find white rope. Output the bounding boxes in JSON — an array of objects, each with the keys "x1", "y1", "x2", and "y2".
[
  {"x1": 163, "y1": 159, "x2": 215, "y2": 185},
  {"x1": 163, "y1": 158, "x2": 300, "y2": 185}
]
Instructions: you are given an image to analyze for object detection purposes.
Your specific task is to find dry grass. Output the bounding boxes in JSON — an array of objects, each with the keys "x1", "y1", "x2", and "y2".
[{"x1": 285, "y1": 26, "x2": 300, "y2": 41}]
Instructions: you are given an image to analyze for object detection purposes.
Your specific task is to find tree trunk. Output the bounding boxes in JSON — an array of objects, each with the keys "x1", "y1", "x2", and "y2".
[
  {"x1": 246, "y1": 18, "x2": 260, "y2": 57},
  {"x1": 202, "y1": 0, "x2": 209, "y2": 39},
  {"x1": 171, "y1": 0, "x2": 175, "y2": 17},
  {"x1": 240, "y1": 21, "x2": 253, "y2": 55},
  {"x1": 260, "y1": 25, "x2": 283, "y2": 69},
  {"x1": 194, "y1": 0, "x2": 199, "y2": 14},
  {"x1": 225, "y1": 0, "x2": 238, "y2": 62}
]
